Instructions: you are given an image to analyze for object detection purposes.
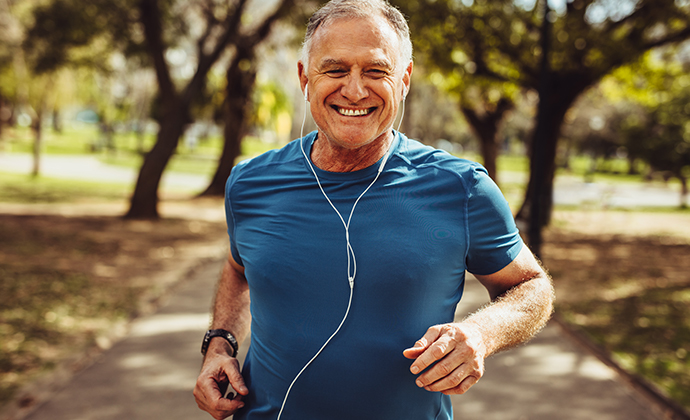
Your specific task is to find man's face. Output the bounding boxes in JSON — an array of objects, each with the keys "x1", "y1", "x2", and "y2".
[{"x1": 299, "y1": 15, "x2": 412, "y2": 151}]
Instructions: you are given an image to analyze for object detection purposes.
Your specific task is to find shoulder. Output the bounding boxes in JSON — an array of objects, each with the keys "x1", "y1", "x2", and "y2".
[
  {"x1": 227, "y1": 137, "x2": 307, "y2": 189},
  {"x1": 237, "y1": 139, "x2": 304, "y2": 175},
  {"x1": 395, "y1": 134, "x2": 489, "y2": 184}
]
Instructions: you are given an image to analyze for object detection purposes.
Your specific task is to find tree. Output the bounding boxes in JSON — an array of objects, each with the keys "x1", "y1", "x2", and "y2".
[
  {"x1": 2, "y1": 0, "x2": 63, "y2": 176},
  {"x1": 24, "y1": 0, "x2": 301, "y2": 218},
  {"x1": 605, "y1": 50, "x2": 690, "y2": 207},
  {"x1": 394, "y1": 0, "x2": 690, "y2": 236},
  {"x1": 397, "y1": 0, "x2": 520, "y2": 184},
  {"x1": 198, "y1": 14, "x2": 300, "y2": 197}
]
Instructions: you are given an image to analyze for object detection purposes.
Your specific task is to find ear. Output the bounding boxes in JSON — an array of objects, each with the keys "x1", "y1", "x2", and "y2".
[
  {"x1": 402, "y1": 61, "x2": 413, "y2": 100},
  {"x1": 298, "y1": 61, "x2": 309, "y2": 100}
]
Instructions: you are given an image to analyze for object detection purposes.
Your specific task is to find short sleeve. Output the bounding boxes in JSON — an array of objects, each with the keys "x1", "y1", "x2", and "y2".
[
  {"x1": 465, "y1": 165, "x2": 523, "y2": 275},
  {"x1": 224, "y1": 165, "x2": 244, "y2": 267}
]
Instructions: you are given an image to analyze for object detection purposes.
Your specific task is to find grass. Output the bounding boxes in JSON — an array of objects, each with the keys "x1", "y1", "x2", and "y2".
[
  {"x1": 0, "y1": 125, "x2": 269, "y2": 176},
  {"x1": 0, "y1": 172, "x2": 131, "y2": 203}
]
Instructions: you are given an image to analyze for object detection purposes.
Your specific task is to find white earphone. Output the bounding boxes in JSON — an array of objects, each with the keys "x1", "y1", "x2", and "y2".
[{"x1": 277, "y1": 81, "x2": 405, "y2": 420}]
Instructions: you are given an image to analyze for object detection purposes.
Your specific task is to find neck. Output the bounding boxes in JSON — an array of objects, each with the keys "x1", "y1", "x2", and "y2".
[{"x1": 311, "y1": 131, "x2": 394, "y2": 173}]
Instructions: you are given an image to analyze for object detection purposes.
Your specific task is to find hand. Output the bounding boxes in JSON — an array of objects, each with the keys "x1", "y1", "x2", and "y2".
[
  {"x1": 193, "y1": 343, "x2": 248, "y2": 420},
  {"x1": 403, "y1": 323, "x2": 486, "y2": 395}
]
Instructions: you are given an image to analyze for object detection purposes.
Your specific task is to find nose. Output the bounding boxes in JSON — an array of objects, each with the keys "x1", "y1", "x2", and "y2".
[{"x1": 340, "y1": 74, "x2": 369, "y2": 103}]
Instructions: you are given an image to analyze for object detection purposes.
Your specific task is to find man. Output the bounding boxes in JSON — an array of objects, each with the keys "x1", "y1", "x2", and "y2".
[{"x1": 194, "y1": 1, "x2": 554, "y2": 419}]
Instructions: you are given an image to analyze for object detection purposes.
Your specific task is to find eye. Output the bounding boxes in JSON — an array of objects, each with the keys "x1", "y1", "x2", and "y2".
[
  {"x1": 325, "y1": 69, "x2": 348, "y2": 78},
  {"x1": 366, "y1": 69, "x2": 388, "y2": 78}
]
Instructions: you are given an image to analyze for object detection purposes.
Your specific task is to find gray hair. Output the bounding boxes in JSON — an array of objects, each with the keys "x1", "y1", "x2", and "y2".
[{"x1": 300, "y1": 0, "x2": 413, "y2": 71}]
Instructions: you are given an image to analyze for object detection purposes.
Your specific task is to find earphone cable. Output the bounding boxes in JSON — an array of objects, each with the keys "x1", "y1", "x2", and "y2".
[{"x1": 277, "y1": 90, "x2": 404, "y2": 420}]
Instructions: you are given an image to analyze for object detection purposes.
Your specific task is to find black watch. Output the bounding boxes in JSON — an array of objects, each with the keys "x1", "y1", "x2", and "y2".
[{"x1": 201, "y1": 329, "x2": 239, "y2": 357}]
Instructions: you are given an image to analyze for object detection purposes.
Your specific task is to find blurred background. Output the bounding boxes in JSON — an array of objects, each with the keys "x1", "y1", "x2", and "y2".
[{"x1": 0, "y1": 0, "x2": 689, "y2": 416}]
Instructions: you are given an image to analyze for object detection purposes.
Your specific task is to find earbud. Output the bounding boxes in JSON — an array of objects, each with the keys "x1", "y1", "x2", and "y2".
[{"x1": 304, "y1": 85, "x2": 309, "y2": 101}]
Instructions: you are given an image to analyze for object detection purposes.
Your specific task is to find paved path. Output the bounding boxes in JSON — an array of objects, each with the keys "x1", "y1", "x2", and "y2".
[
  {"x1": 0, "y1": 153, "x2": 208, "y2": 192},
  {"x1": 8, "y1": 258, "x2": 668, "y2": 420}
]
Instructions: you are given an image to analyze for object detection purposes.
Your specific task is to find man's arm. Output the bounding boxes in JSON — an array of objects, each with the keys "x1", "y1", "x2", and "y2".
[
  {"x1": 403, "y1": 245, "x2": 554, "y2": 395},
  {"x1": 194, "y1": 252, "x2": 251, "y2": 420}
]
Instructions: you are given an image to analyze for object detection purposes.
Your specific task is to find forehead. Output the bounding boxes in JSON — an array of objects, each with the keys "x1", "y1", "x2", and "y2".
[{"x1": 309, "y1": 15, "x2": 402, "y2": 68}]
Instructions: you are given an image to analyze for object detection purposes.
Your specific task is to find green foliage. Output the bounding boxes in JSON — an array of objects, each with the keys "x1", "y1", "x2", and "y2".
[
  {"x1": 395, "y1": 0, "x2": 690, "y2": 202},
  {"x1": 23, "y1": 0, "x2": 147, "y2": 74},
  {"x1": 399, "y1": 0, "x2": 690, "y2": 88},
  {"x1": 395, "y1": 0, "x2": 523, "y2": 146},
  {"x1": 251, "y1": 80, "x2": 293, "y2": 139},
  {"x1": 597, "y1": 50, "x2": 690, "y2": 200}
]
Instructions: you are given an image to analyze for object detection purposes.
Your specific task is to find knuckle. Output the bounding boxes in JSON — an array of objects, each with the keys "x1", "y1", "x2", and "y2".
[
  {"x1": 430, "y1": 344, "x2": 447, "y2": 359},
  {"x1": 451, "y1": 370, "x2": 465, "y2": 386},
  {"x1": 437, "y1": 362, "x2": 453, "y2": 376}
]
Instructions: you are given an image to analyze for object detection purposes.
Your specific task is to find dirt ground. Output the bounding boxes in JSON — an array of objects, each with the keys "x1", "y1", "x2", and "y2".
[
  {"x1": 0, "y1": 198, "x2": 228, "y2": 409},
  {"x1": 0, "y1": 203, "x2": 689, "y2": 411}
]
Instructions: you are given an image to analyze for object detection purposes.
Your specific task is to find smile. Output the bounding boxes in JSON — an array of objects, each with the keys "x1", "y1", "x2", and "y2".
[{"x1": 334, "y1": 106, "x2": 375, "y2": 117}]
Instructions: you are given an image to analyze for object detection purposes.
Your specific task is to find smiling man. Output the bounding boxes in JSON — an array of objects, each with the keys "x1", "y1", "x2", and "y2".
[{"x1": 193, "y1": 1, "x2": 554, "y2": 420}]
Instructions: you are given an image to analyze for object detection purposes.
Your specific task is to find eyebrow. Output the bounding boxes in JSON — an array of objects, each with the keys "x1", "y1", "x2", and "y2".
[{"x1": 317, "y1": 58, "x2": 394, "y2": 70}]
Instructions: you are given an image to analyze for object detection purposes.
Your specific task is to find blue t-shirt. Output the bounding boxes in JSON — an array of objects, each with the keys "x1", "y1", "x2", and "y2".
[{"x1": 225, "y1": 131, "x2": 523, "y2": 420}]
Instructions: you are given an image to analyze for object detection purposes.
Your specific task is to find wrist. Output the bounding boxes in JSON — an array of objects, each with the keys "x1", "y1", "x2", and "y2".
[
  {"x1": 201, "y1": 329, "x2": 239, "y2": 358},
  {"x1": 456, "y1": 320, "x2": 490, "y2": 359}
]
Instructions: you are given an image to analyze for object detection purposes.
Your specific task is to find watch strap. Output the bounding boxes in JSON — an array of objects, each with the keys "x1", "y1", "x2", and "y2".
[{"x1": 201, "y1": 329, "x2": 239, "y2": 357}]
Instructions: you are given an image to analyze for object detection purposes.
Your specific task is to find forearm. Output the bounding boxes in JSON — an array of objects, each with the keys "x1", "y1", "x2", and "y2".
[
  {"x1": 195, "y1": 258, "x2": 250, "y2": 417},
  {"x1": 209, "y1": 259, "x2": 251, "y2": 353},
  {"x1": 462, "y1": 273, "x2": 554, "y2": 357}
]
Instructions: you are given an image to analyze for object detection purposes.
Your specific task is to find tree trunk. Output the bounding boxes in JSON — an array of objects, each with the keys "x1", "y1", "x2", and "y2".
[
  {"x1": 198, "y1": 48, "x2": 257, "y2": 197},
  {"x1": 31, "y1": 116, "x2": 42, "y2": 177},
  {"x1": 680, "y1": 175, "x2": 688, "y2": 209},
  {"x1": 460, "y1": 98, "x2": 513, "y2": 184},
  {"x1": 0, "y1": 94, "x2": 5, "y2": 142},
  {"x1": 52, "y1": 108, "x2": 62, "y2": 133},
  {"x1": 517, "y1": 86, "x2": 580, "y2": 233},
  {"x1": 125, "y1": 105, "x2": 188, "y2": 219}
]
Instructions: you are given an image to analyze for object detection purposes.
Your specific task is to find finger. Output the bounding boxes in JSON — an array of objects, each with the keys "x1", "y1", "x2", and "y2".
[
  {"x1": 405, "y1": 327, "x2": 443, "y2": 369},
  {"x1": 226, "y1": 358, "x2": 249, "y2": 396},
  {"x1": 194, "y1": 358, "x2": 247, "y2": 418},
  {"x1": 440, "y1": 374, "x2": 479, "y2": 395},
  {"x1": 194, "y1": 380, "x2": 245, "y2": 419},
  {"x1": 409, "y1": 327, "x2": 454, "y2": 375},
  {"x1": 421, "y1": 362, "x2": 476, "y2": 393},
  {"x1": 403, "y1": 335, "x2": 430, "y2": 359},
  {"x1": 211, "y1": 394, "x2": 246, "y2": 418},
  {"x1": 194, "y1": 373, "x2": 226, "y2": 404}
]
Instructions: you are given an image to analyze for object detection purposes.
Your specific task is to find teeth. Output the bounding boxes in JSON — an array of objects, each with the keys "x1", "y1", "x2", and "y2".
[{"x1": 337, "y1": 107, "x2": 370, "y2": 117}]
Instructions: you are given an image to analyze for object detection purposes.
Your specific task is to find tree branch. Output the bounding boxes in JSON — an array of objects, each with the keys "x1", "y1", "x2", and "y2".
[
  {"x1": 182, "y1": 0, "x2": 250, "y2": 103},
  {"x1": 242, "y1": 0, "x2": 296, "y2": 47},
  {"x1": 642, "y1": 25, "x2": 690, "y2": 50},
  {"x1": 138, "y1": 0, "x2": 176, "y2": 103}
]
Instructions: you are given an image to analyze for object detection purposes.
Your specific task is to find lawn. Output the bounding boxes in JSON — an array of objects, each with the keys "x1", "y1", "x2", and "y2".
[{"x1": 0, "y1": 172, "x2": 132, "y2": 203}]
